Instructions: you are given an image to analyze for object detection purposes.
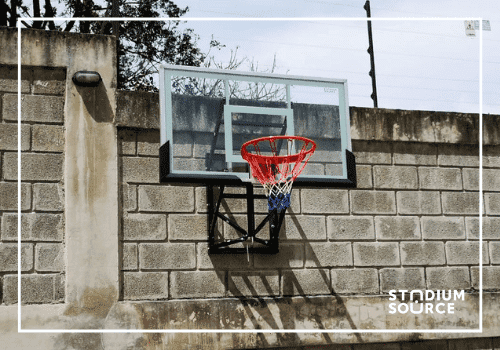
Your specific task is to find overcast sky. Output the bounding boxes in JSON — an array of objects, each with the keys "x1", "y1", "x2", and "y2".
[{"x1": 168, "y1": 0, "x2": 498, "y2": 115}]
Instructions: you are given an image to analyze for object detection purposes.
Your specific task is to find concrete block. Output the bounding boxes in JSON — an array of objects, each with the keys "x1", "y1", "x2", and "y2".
[
  {"x1": 122, "y1": 157, "x2": 159, "y2": 184},
  {"x1": 3, "y1": 274, "x2": 58, "y2": 304},
  {"x1": 419, "y1": 167, "x2": 462, "y2": 190},
  {"x1": 0, "y1": 123, "x2": 30, "y2": 151},
  {"x1": 351, "y1": 140, "x2": 391, "y2": 164},
  {"x1": 353, "y1": 242, "x2": 399, "y2": 266},
  {"x1": 0, "y1": 64, "x2": 30, "y2": 93},
  {"x1": 197, "y1": 243, "x2": 253, "y2": 270},
  {"x1": 442, "y1": 192, "x2": 480, "y2": 215},
  {"x1": 484, "y1": 145, "x2": 500, "y2": 168},
  {"x1": 171, "y1": 131, "x2": 195, "y2": 158},
  {"x1": 422, "y1": 217, "x2": 465, "y2": 240},
  {"x1": 3, "y1": 94, "x2": 64, "y2": 123},
  {"x1": 137, "y1": 129, "x2": 160, "y2": 156},
  {"x1": 476, "y1": 215, "x2": 500, "y2": 240},
  {"x1": 465, "y1": 217, "x2": 478, "y2": 240},
  {"x1": 54, "y1": 274, "x2": 65, "y2": 301},
  {"x1": 139, "y1": 243, "x2": 195, "y2": 270},
  {"x1": 401, "y1": 242, "x2": 446, "y2": 266},
  {"x1": 490, "y1": 242, "x2": 500, "y2": 264},
  {"x1": 373, "y1": 165, "x2": 418, "y2": 189},
  {"x1": 0, "y1": 243, "x2": 33, "y2": 271},
  {"x1": 123, "y1": 272, "x2": 168, "y2": 300},
  {"x1": 33, "y1": 183, "x2": 64, "y2": 211},
  {"x1": 228, "y1": 271, "x2": 280, "y2": 297},
  {"x1": 0, "y1": 182, "x2": 30, "y2": 210},
  {"x1": 438, "y1": 143, "x2": 479, "y2": 167},
  {"x1": 195, "y1": 186, "x2": 208, "y2": 213},
  {"x1": 446, "y1": 241, "x2": 488, "y2": 265},
  {"x1": 170, "y1": 271, "x2": 226, "y2": 299},
  {"x1": 485, "y1": 193, "x2": 500, "y2": 215},
  {"x1": 123, "y1": 213, "x2": 166, "y2": 240},
  {"x1": 397, "y1": 191, "x2": 441, "y2": 215},
  {"x1": 282, "y1": 215, "x2": 327, "y2": 241},
  {"x1": 31, "y1": 124, "x2": 64, "y2": 152},
  {"x1": 1, "y1": 213, "x2": 64, "y2": 241},
  {"x1": 121, "y1": 183, "x2": 137, "y2": 212},
  {"x1": 30, "y1": 213, "x2": 64, "y2": 241},
  {"x1": 467, "y1": 215, "x2": 500, "y2": 240},
  {"x1": 282, "y1": 269, "x2": 331, "y2": 296},
  {"x1": 122, "y1": 243, "x2": 138, "y2": 270},
  {"x1": 35, "y1": 243, "x2": 64, "y2": 272},
  {"x1": 471, "y1": 266, "x2": 500, "y2": 290},
  {"x1": 331, "y1": 268, "x2": 379, "y2": 294},
  {"x1": 254, "y1": 243, "x2": 304, "y2": 269},
  {"x1": 351, "y1": 190, "x2": 396, "y2": 214},
  {"x1": 425, "y1": 267, "x2": 470, "y2": 290},
  {"x1": 138, "y1": 185, "x2": 194, "y2": 212},
  {"x1": 305, "y1": 242, "x2": 353, "y2": 267},
  {"x1": 393, "y1": 142, "x2": 437, "y2": 165},
  {"x1": 483, "y1": 169, "x2": 500, "y2": 192},
  {"x1": 118, "y1": 128, "x2": 136, "y2": 155},
  {"x1": 32, "y1": 67, "x2": 66, "y2": 95},
  {"x1": 327, "y1": 216, "x2": 374, "y2": 240},
  {"x1": 1, "y1": 213, "x2": 29, "y2": 241},
  {"x1": 375, "y1": 216, "x2": 420, "y2": 240},
  {"x1": 301, "y1": 189, "x2": 349, "y2": 214},
  {"x1": 356, "y1": 165, "x2": 373, "y2": 189},
  {"x1": 169, "y1": 214, "x2": 210, "y2": 241},
  {"x1": 3, "y1": 152, "x2": 63, "y2": 181},
  {"x1": 463, "y1": 168, "x2": 479, "y2": 191},
  {"x1": 380, "y1": 268, "x2": 425, "y2": 292}
]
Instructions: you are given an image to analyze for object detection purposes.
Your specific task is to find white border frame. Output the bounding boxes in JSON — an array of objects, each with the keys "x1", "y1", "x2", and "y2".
[{"x1": 17, "y1": 17, "x2": 483, "y2": 334}]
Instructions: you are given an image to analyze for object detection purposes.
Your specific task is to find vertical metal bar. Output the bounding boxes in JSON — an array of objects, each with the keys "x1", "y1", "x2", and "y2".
[
  {"x1": 364, "y1": 0, "x2": 378, "y2": 108},
  {"x1": 286, "y1": 84, "x2": 291, "y2": 109},
  {"x1": 224, "y1": 80, "x2": 232, "y2": 171},
  {"x1": 247, "y1": 183, "x2": 255, "y2": 238},
  {"x1": 159, "y1": 66, "x2": 166, "y2": 145},
  {"x1": 207, "y1": 185, "x2": 215, "y2": 249},
  {"x1": 164, "y1": 73, "x2": 173, "y2": 171}
]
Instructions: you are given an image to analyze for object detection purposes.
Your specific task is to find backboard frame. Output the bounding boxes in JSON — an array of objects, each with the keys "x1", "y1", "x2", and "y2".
[{"x1": 159, "y1": 63, "x2": 356, "y2": 187}]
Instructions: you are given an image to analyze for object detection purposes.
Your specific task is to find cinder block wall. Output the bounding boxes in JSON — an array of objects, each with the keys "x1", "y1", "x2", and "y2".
[
  {"x1": 0, "y1": 64, "x2": 66, "y2": 305},
  {"x1": 118, "y1": 108, "x2": 499, "y2": 301}
]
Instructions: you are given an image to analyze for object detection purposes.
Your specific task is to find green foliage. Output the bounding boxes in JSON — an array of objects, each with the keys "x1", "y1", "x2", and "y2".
[{"x1": 5, "y1": 0, "x2": 222, "y2": 92}]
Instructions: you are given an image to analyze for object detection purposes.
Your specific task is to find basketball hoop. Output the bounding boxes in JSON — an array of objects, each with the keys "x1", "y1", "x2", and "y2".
[{"x1": 241, "y1": 136, "x2": 316, "y2": 211}]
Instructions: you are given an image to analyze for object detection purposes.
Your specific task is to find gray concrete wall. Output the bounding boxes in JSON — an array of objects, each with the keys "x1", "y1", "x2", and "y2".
[{"x1": 1, "y1": 27, "x2": 500, "y2": 350}]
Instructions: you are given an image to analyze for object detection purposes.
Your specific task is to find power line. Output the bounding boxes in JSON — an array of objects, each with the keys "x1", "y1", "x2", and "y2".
[
  {"x1": 213, "y1": 35, "x2": 495, "y2": 64},
  {"x1": 191, "y1": 8, "x2": 500, "y2": 43},
  {"x1": 214, "y1": 60, "x2": 496, "y2": 84}
]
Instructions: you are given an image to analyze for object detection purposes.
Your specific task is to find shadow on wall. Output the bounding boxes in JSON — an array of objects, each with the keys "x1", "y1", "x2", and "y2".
[
  {"x1": 75, "y1": 83, "x2": 114, "y2": 123},
  {"x1": 207, "y1": 198, "x2": 363, "y2": 345}
]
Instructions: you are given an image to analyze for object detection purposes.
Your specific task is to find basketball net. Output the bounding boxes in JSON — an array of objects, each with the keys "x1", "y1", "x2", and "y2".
[{"x1": 241, "y1": 136, "x2": 316, "y2": 211}]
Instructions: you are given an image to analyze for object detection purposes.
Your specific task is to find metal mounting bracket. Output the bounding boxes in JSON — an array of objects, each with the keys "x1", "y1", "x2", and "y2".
[{"x1": 207, "y1": 183, "x2": 285, "y2": 254}]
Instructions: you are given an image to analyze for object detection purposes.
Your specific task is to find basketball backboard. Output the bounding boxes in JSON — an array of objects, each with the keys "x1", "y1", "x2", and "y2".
[{"x1": 159, "y1": 64, "x2": 356, "y2": 187}]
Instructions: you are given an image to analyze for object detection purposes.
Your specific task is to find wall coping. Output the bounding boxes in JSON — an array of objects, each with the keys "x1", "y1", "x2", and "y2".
[{"x1": 115, "y1": 90, "x2": 498, "y2": 145}]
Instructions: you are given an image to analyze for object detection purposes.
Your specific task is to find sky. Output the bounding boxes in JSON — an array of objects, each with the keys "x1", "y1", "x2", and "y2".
[{"x1": 163, "y1": 0, "x2": 499, "y2": 115}]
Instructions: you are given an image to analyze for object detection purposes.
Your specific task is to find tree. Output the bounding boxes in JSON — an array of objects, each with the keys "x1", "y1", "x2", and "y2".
[
  {"x1": 4, "y1": 0, "x2": 287, "y2": 97},
  {"x1": 4, "y1": 0, "x2": 223, "y2": 92}
]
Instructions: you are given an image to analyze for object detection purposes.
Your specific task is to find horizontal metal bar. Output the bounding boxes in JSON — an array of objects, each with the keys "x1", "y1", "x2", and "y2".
[
  {"x1": 232, "y1": 121, "x2": 285, "y2": 128},
  {"x1": 222, "y1": 193, "x2": 267, "y2": 199},
  {"x1": 225, "y1": 105, "x2": 291, "y2": 116},
  {"x1": 161, "y1": 63, "x2": 348, "y2": 85},
  {"x1": 213, "y1": 237, "x2": 247, "y2": 248}
]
